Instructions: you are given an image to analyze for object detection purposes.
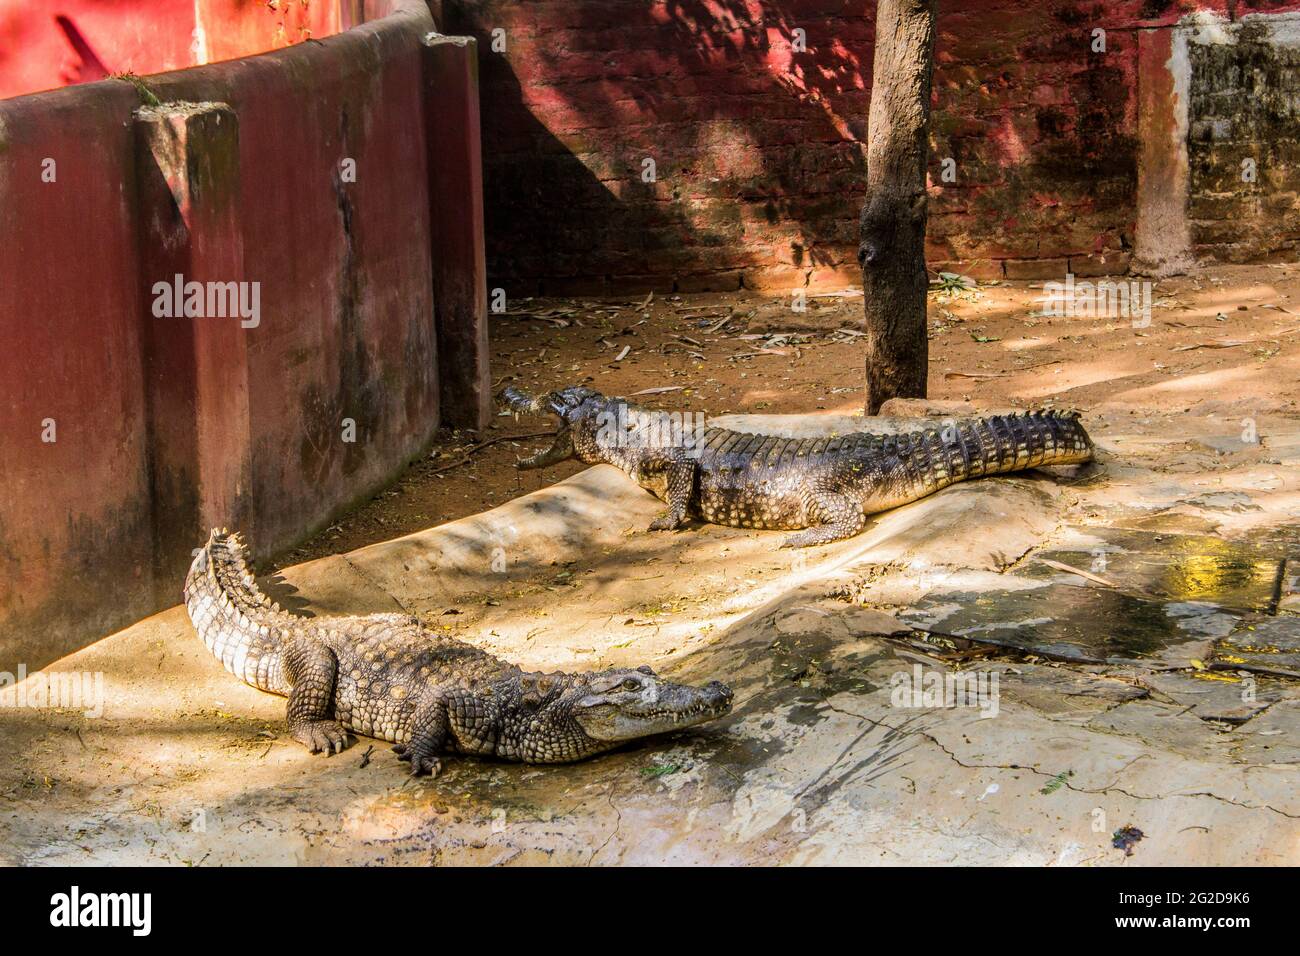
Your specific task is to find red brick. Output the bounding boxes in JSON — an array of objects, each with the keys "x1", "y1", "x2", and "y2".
[
  {"x1": 676, "y1": 271, "x2": 744, "y2": 293},
  {"x1": 606, "y1": 274, "x2": 676, "y2": 295},
  {"x1": 929, "y1": 259, "x2": 1005, "y2": 281},
  {"x1": 541, "y1": 276, "x2": 610, "y2": 297},
  {"x1": 807, "y1": 265, "x2": 863, "y2": 291},
  {"x1": 742, "y1": 266, "x2": 811, "y2": 292},
  {"x1": 1069, "y1": 252, "x2": 1133, "y2": 277},
  {"x1": 1003, "y1": 257, "x2": 1070, "y2": 280}
]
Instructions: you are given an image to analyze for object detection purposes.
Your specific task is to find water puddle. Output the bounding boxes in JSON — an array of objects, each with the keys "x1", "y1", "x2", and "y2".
[
  {"x1": 899, "y1": 584, "x2": 1233, "y2": 663},
  {"x1": 1024, "y1": 528, "x2": 1286, "y2": 612}
]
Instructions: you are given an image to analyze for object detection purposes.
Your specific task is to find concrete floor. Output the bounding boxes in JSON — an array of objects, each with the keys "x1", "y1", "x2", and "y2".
[{"x1": 2, "y1": 405, "x2": 1298, "y2": 865}]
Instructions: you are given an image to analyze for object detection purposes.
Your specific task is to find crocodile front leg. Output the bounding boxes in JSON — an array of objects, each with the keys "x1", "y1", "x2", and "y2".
[
  {"x1": 282, "y1": 635, "x2": 351, "y2": 755},
  {"x1": 517, "y1": 441, "x2": 569, "y2": 470},
  {"x1": 780, "y1": 492, "x2": 866, "y2": 549},
  {"x1": 645, "y1": 455, "x2": 698, "y2": 531}
]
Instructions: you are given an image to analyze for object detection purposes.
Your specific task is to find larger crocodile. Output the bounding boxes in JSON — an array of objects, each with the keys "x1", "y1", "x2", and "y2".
[
  {"x1": 503, "y1": 385, "x2": 1094, "y2": 548},
  {"x1": 184, "y1": 529, "x2": 732, "y2": 775}
]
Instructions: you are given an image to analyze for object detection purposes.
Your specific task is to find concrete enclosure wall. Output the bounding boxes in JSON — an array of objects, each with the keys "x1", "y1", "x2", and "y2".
[
  {"x1": 0, "y1": 1, "x2": 491, "y2": 670},
  {"x1": 443, "y1": 0, "x2": 1300, "y2": 293}
]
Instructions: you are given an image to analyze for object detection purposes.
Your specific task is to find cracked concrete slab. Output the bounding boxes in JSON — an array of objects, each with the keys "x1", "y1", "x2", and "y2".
[{"x1": 1142, "y1": 670, "x2": 1288, "y2": 723}]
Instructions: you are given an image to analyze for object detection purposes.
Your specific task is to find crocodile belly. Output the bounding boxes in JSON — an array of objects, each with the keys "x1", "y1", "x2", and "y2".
[
  {"x1": 333, "y1": 672, "x2": 413, "y2": 743},
  {"x1": 696, "y1": 469, "x2": 808, "y2": 530}
]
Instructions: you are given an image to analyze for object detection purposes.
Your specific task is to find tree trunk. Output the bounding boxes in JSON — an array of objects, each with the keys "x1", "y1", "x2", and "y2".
[{"x1": 859, "y1": 0, "x2": 937, "y2": 414}]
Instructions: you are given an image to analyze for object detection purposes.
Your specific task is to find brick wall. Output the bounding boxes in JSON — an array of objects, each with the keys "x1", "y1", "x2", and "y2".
[{"x1": 446, "y1": 0, "x2": 1300, "y2": 290}]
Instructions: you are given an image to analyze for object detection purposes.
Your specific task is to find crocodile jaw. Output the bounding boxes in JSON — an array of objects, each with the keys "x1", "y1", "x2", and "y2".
[{"x1": 573, "y1": 679, "x2": 734, "y2": 742}]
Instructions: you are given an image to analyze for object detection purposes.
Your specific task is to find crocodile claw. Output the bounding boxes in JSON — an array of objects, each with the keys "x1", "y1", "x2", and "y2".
[
  {"x1": 394, "y1": 744, "x2": 441, "y2": 777},
  {"x1": 292, "y1": 719, "x2": 351, "y2": 756},
  {"x1": 649, "y1": 511, "x2": 686, "y2": 532}
]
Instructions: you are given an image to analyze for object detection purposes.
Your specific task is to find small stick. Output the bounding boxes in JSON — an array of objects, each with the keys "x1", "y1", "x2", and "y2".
[
  {"x1": 428, "y1": 430, "x2": 556, "y2": 476},
  {"x1": 1036, "y1": 557, "x2": 1118, "y2": 588},
  {"x1": 704, "y1": 309, "x2": 736, "y2": 333}
]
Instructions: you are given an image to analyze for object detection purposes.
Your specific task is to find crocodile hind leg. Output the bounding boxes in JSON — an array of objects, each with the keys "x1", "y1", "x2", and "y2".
[
  {"x1": 283, "y1": 636, "x2": 351, "y2": 756},
  {"x1": 780, "y1": 492, "x2": 866, "y2": 549},
  {"x1": 393, "y1": 695, "x2": 450, "y2": 777}
]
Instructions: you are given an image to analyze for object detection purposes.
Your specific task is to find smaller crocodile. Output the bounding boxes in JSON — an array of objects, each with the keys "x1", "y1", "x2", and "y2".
[
  {"x1": 184, "y1": 530, "x2": 732, "y2": 775},
  {"x1": 502, "y1": 385, "x2": 1094, "y2": 548}
]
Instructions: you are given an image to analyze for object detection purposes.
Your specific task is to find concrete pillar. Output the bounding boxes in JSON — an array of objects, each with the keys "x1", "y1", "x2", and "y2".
[
  {"x1": 134, "y1": 102, "x2": 254, "y2": 597},
  {"x1": 1133, "y1": 26, "x2": 1197, "y2": 277},
  {"x1": 423, "y1": 34, "x2": 492, "y2": 432}
]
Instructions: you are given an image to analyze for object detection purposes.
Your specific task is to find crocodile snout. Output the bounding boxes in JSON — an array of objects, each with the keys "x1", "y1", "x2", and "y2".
[
  {"x1": 500, "y1": 386, "x2": 540, "y2": 413},
  {"x1": 704, "y1": 680, "x2": 734, "y2": 710}
]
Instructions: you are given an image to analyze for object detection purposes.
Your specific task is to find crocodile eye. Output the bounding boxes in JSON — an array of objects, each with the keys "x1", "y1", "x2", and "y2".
[{"x1": 622, "y1": 678, "x2": 639, "y2": 690}]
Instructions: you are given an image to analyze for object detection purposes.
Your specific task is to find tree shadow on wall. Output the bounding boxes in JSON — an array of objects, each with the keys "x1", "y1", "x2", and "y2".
[{"x1": 443, "y1": 0, "x2": 871, "y2": 292}]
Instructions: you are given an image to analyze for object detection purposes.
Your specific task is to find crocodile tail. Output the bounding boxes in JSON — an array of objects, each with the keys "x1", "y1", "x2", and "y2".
[
  {"x1": 183, "y1": 528, "x2": 294, "y2": 693},
  {"x1": 945, "y1": 410, "x2": 1093, "y2": 482}
]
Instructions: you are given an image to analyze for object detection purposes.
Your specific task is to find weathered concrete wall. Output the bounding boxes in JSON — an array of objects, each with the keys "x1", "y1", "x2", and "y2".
[
  {"x1": 1186, "y1": 11, "x2": 1300, "y2": 262},
  {"x1": 445, "y1": 0, "x2": 1300, "y2": 291},
  {"x1": 0, "y1": 1, "x2": 491, "y2": 670}
]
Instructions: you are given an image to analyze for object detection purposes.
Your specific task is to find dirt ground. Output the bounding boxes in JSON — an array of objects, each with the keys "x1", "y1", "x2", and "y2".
[{"x1": 290, "y1": 263, "x2": 1300, "y2": 566}]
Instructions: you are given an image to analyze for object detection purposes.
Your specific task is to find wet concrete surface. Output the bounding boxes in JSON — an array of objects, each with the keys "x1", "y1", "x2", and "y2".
[
  {"x1": 1217, "y1": 616, "x2": 1300, "y2": 679},
  {"x1": 2, "y1": 407, "x2": 1299, "y2": 865}
]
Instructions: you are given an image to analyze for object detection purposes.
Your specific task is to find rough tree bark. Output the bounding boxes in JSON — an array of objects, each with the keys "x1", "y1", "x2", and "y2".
[{"x1": 859, "y1": 0, "x2": 937, "y2": 414}]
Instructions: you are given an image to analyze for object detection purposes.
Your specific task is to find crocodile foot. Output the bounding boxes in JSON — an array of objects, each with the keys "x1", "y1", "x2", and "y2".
[
  {"x1": 291, "y1": 719, "x2": 351, "y2": 756},
  {"x1": 649, "y1": 511, "x2": 686, "y2": 532},
  {"x1": 393, "y1": 743, "x2": 443, "y2": 777}
]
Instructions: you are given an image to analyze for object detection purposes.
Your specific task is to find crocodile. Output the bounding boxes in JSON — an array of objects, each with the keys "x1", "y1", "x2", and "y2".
[
  {"x1": 502, "y1": 385, "x2": 1094, "y2": 548},
  {"x1": 184, "y1": 529, "x2": 733, "y2": 775}
]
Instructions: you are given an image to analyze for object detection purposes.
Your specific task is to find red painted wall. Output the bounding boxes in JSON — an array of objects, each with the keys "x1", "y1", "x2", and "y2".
[
  {"x1": 0, "y1": 0, "x2": 340, "y2": 100},
  {"x1": 0, "y1": 1, "x2": 489, "y2": 669},
  {"x1": 444, "y1": 0, "x2": 1300, "y2": 291},
  {"x1": 0, "y1": 82, "x2": 158, "y2": 655}
]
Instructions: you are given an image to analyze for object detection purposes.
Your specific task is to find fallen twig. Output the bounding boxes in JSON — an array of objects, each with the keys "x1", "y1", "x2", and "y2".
[
  {"x1": 1036, "y1": 557, "x2": 1119, "y2": 588},
  {"x1": 1208, "y1": 660, "x2": 1300, "y2": 680},
  {"x1": 704, "y1": 309, "x2": 736, "y2": 333},
  {"x1": 1170, "y1": 340, "x2": 1251, "y2": 352},
  {"x1": 428, "y1": 430, "x2": 556, "y2": 476}
]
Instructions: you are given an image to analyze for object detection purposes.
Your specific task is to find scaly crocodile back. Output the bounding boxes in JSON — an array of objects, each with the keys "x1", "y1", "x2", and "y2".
[{"x1": 183, "y1": 529, "x2": 297, "y2": 694}]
